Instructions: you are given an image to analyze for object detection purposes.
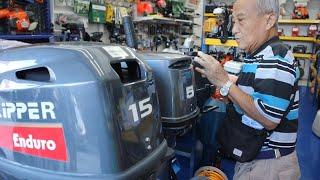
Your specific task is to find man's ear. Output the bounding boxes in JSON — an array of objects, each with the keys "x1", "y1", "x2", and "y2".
[{"x1": 265, "y1": 13, "x2": 277, "y2": 30}]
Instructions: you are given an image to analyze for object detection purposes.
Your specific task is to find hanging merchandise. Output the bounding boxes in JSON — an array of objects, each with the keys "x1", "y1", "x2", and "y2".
[
  {"x1": 137, "y1": 0, "x2": 153, "y2": 16},
  {"x1": 119, "y1": 6, "x2": 130, "y2": 17},
  {"x1": 88, "y1": 2, "x2": 106, "y2": 24},
  {"x1": 169, "y1": 0, "x2": 185, "y2": 18},
  {"x1": 54, "y1": 0, "x2": 74, "y2": 7},
  {"x1": 204, "y1": 18, "x2": 217, "y2": 33},
  {"x1": 0, "y1": 8, "x2": 30, "y2": 32},
  {"x1": 156, "y1": 0, "x2": 172, "y2": 17},
  {"x1": 157, "y1": 0, "x2": 167, "y2": 8},
  {"x1": 184, "y1": 0, "x2": 199, "y2": 10},
  {"x1": 113, "y1": 6, "x2": 130, "y2": 24},
  {"x1": 74, "y1": 0, "x2": 90, "y2": 15},
  {"x1": 0, "y1": 0, "x2": 45, "y2": 33},
  {"x1": 105, "y1": 4, "x2": 114, "y2": 23},
  {"x1": 106, "y1": 6, "x2": 131, "y2": 45}
]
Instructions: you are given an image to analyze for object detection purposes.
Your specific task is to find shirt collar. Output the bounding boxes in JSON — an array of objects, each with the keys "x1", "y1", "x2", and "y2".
[{"x1": 246, "y1": 36, "x2": 280, "y2": 59}]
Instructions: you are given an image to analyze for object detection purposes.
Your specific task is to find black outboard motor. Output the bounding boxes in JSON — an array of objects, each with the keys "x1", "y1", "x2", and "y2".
[
  {"x1": 122, "y1": 15, "x2": 200, "y2": 145},
  {"x1": 138, "y1": 53, "x2": 200, "y2": 147}
]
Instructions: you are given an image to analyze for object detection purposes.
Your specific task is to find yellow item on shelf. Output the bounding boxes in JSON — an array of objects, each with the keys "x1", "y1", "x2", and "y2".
[
  {"x1": 204, "y1": 18, "x2": 217, "y2": 32},
  {"x1": 204, "y1": 13, "x2": 218, "y2": 17},
  {"x1": 293, "y1": 53, "x2": 315, "y2": 60},
  {"x1": 105, "y1": 4, "x2": 114, "y2": 23},
  {"x1": 205, "y1": 38, "x2": 238, "y2": 47},
  {"x1": 279, "y1": 36, "x2": 316, "y2": 42},
  {"x1": 278, "y1": 19, "x2": 320, "y2": 24}
]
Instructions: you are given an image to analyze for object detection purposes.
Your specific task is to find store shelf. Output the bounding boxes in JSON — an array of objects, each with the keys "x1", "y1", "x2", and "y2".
[
  {"x1": 0, "y1": 34, "x2": 53, "y2": 40},
  {"x1": 279, "y1": 36, "x2": 316, "y2": 42},
  {"x1": 179, "y1": 35, "x2": 191, "y2": 38},
  {"x1": 175, "y1": 19, "x2": 193, "y2": 24},
  {"x1": 293, "y1": 53, "x2": 315, "y2": 60},
  {"x1": 205, "y1": 38, "x2": 238, "y2": 47},
  {"x1": 204, "y1": 13, "x2": 218, "y2": 17},
  {"x1": 134, "y1": 16, "x2": 192, "y2": 24},
  {"x1": 278, "y1": 19, "x2": 320, "y2": 24}
]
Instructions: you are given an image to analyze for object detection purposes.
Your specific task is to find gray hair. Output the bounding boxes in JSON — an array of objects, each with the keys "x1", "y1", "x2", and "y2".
[{"x1": 256, "y1": 0, "x2": 279, "y2": 27}]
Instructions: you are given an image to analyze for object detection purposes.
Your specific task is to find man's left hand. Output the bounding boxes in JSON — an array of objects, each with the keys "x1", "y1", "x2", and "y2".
[{"x1": 194, "y1": 51, "x2": 230, "y2": 88}]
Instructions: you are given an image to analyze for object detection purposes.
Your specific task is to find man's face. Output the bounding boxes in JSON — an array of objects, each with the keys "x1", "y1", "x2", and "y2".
[{"x1": 232, "y1": 0, "x2": 269, "y2": 53}]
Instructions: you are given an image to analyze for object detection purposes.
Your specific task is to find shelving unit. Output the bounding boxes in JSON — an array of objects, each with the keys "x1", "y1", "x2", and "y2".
[
  {"x1": 293, "y1": 53, "x2": 315, "y2": 60},
  {"x1": 279, "y1": 36, "x2": 317, "y2": 42},
  {"x1": 205, "y1": 38, "x2": 238, "y2": 47},
  {"x1": 278, "y1": 19, "x2": 319, "y2": 60},
  {"x1": 0, "y1": 34, "x2": 53, "y2": 40},
  {"x1": 133, "y1": 13, "x2": 196, "y2": 51},
  {"x1": 278, "y1": 18, "x2": 320, "y2": 84},
  {"x1": 278, "y1": 19, "x2": 320, "y2": 24},
  {"x1": 134, "y1": 16, "x2": 193, "y2": 25},
  {"x1": 204, "y1": 13, "x2": 217, "y2": 17}
]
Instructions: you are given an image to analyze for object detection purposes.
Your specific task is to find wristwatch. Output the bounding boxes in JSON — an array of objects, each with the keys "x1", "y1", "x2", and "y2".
[{"x1": 220, "y1": 80, "x2": 233, "y2": 97}]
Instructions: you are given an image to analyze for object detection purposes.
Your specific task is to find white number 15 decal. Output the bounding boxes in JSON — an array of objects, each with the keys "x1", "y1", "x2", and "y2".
[{"x1": 128, "y1": 97, "x2": 153, "y2": 122}]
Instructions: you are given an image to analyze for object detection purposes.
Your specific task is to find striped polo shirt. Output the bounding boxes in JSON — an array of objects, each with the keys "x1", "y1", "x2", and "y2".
[{"x1": 235, "y1": 36, "x2": 299, "y2": 150}]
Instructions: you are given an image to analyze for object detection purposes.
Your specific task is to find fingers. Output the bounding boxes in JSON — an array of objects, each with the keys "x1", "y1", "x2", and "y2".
[
  {"x1": 195, "y1": 67, "x2": 206, "y2": 76},
  {"x1": 197, "y1": 51, "x2": 218, "y2": 63},
  {"x1": 194, "y1": 56, "x2": 208, "y2": 68}
]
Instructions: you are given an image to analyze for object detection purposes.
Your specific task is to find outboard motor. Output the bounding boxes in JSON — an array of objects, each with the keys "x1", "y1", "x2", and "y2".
[
  {"x1": 0, "y1": 44, "x2": 167, "y2": 180},
  {"x1": 192, "y1": 59, "x2": 216, "y2": 113},
  {"x1": 138, "y1": 53, "x2": 200, "y2": 147}
]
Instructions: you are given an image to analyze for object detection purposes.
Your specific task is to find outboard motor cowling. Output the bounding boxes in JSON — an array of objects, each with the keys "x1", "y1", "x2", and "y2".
[
  {"x1": 0, "y1": 44, "x2": 167, "y2": 180},
  {"x1": 139, "y1": 53, "x2": 200, "y2": 133}
]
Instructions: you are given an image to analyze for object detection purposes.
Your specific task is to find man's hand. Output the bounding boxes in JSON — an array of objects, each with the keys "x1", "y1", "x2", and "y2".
[{"x1": 194, "y1": 51, "x2": 230, "y2": 88}]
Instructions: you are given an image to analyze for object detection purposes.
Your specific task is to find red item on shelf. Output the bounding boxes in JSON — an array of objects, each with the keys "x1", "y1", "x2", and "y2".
[
  {"x1": 137, "y1": 0, "x2": 153, "y2": 15},
  {"x1": 308, "y1": 25, "x2": 317, "y2": 37},
  {"x1": 292, "y1": 26, "x2": 299, "y2": 37},
  {"x1": 278, "y1": 28, "x2": 284, "y2": 36},
  {"x1": 0, "y1": 8, "x2": 30, "y2": 32}
]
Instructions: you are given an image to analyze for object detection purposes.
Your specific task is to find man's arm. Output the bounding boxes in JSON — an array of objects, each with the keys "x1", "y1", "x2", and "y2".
[
  {"x1": 228, "y1": 84, "x2": 277, "y2": 130},
  {"x1": 194, "y1": 52, "x2": 281, "y2": 130}
]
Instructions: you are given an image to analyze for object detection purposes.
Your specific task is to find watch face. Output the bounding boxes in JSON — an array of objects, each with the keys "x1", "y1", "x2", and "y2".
[{"x1": 220, "y1": 87, "x2": 228, "y2": 96}]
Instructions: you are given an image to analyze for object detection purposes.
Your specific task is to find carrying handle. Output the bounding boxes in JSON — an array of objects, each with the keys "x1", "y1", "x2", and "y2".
[{"x1": 15, "y1": 67, "x2": 53, "y2": 82}]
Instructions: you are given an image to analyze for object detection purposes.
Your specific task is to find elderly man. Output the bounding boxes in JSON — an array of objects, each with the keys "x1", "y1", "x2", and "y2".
[{"x1": 195, "y1": 0, "x2": 300, "y2": 179}]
